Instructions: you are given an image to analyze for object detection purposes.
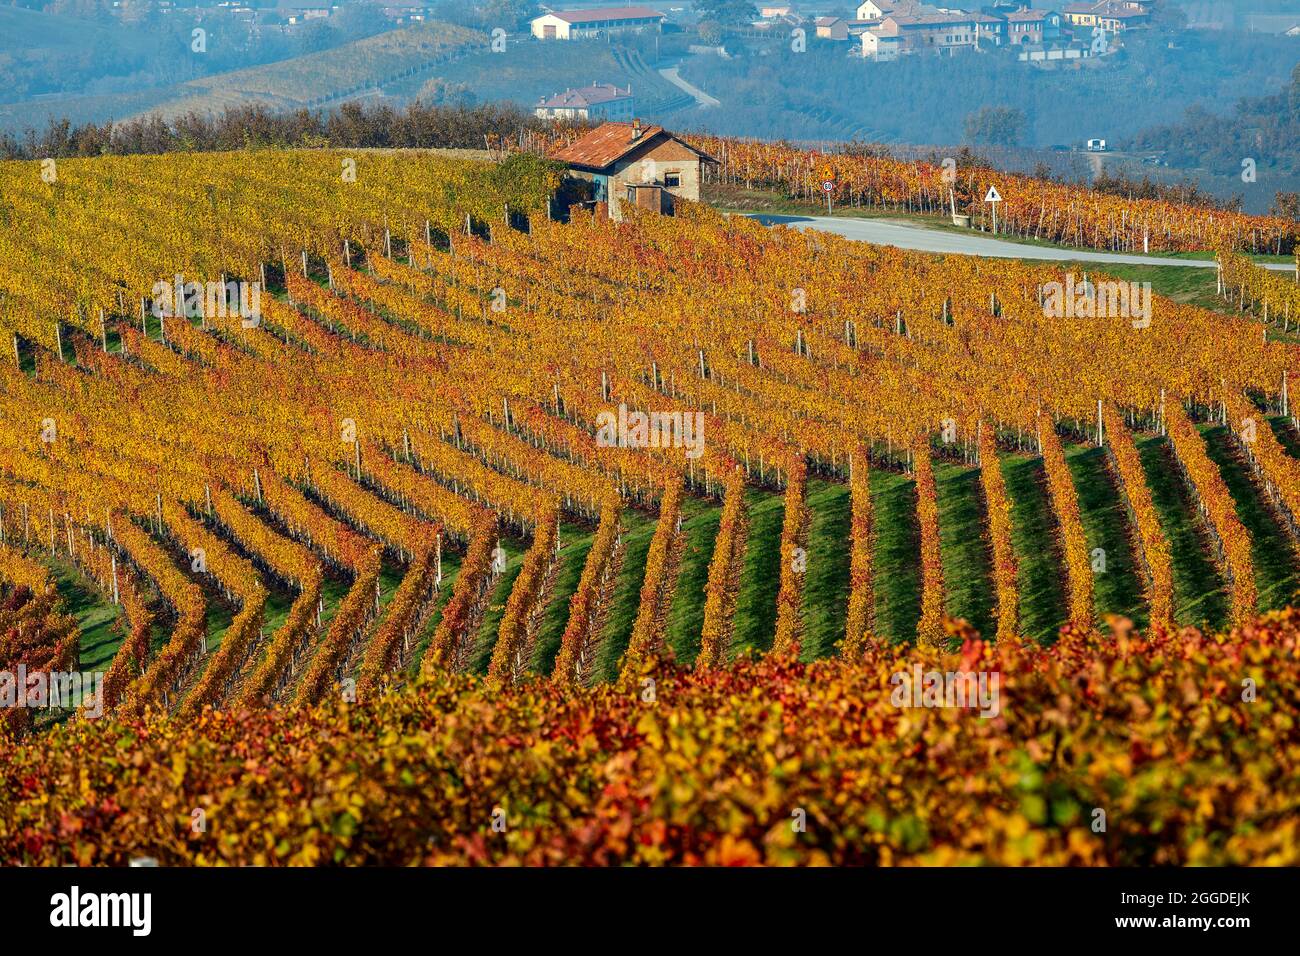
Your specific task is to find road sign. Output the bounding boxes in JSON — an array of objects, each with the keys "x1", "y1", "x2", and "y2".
[
  {"x1": 984, "y1": 186, "x2": 1003, "y2": 234},
  {"x1": 822, "y1": 180, "x2": 835, "y2": 193}
]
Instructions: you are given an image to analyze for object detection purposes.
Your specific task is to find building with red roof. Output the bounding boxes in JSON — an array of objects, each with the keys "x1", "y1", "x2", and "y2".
[
  {"x1": 552, "y1": 121, "x2": 716, "y2": 221},
  {"x1": 531, "y1": 6, "x2": 666, "y2": 40}
]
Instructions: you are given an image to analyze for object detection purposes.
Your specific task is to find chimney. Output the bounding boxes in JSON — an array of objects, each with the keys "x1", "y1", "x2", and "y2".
[{"x1": 631, "y1": 118, "x2": 642, "y2": 140}]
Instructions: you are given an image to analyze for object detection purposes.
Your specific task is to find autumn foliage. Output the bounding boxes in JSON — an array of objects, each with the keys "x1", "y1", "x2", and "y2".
[{"x1": 4, "y1": 608, "x2": 1300, "y2": 866}]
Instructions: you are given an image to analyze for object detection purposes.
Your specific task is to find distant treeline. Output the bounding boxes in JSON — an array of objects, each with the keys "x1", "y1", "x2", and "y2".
[
  {"x1": 1127, "y1": 65, "x2": 1300, "y2": 178},
  {"x1": 0, "y1": 101, "x2": 583, "y2": 160}
]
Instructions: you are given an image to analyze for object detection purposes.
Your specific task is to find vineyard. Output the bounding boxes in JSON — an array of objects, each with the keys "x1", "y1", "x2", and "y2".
[
  {"x1": 1, "y1": 148, "x2": 1299, "y2": 865},
  {"x1": 689, "y1": 135, "x2": 1299, "y2": 256}
]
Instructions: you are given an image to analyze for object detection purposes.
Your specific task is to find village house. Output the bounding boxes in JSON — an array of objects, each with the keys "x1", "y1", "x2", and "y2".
[
  {"x1": 531, "y1": 6, "x2": 666, "y2": 40},
  {"x1": 972, "y1": 11, "x2": 1009, "y2": 45},
  {"x1": 1003, "y1": 8, "x2": 1063, "y2": 44},
  {"x1": 855, "y1": 0, "x2": 920, "y2": 19},
  {"x1": 535, "y1": 83, "x2": 635, "y2": 122},
  {"x1": 1062, "y1": 0, "x2": 1151, "y2": 32},
  {"x1": 552, "y1": 121, "x2": 716, "y2": 222},
  {"x1": 760, "y1": 3, "x2": 798, "y2": 16},
  {"x1": 861, "y1": 30, "x2": 903, "y2": 58},
  {"x1": 846, "y1": 18, "x2": 884, "y2": 36},
  {"x1": 872, "y1": 9, "x2": 979, "y2": 55},
  {"x1": 374, "y1": 0, "x2": 436, "y2": 23},
  {"x1": 815, "y1": 15, "x2": 849, "y2": 39}
]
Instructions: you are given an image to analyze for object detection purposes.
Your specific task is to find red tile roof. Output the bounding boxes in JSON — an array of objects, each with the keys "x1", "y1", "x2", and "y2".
[
  {"x1": 552, "y1": 122, "x2": 712, "y2": 170},
  {"x1": 552, "y1": 122, "x2": 665, "y2": 169},
  {"x1": 545, "y1": 6, "x2": 664, "y2": 24}
]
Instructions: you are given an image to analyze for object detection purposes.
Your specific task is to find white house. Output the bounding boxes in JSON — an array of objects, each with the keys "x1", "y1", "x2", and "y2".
[
  {"x1": 531, "y1": 6, "x2": 666, "y2": 40},
  {"x1": 861, "y1": 30, "x2": 902, "y2": 59},
  {"x1": 855, "y1": 0, "x2": 916, "y2": 20},
  {"x1": 536, "y1": 83, "x2": 635, "y2": 121}
]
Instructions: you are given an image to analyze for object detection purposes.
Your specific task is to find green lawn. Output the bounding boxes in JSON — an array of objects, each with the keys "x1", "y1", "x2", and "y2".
[
  {"x1": 731, "y1": 487, "x2": 784, "y2": 657},
  {"x1": 532, "y1": 521, "x2": 594, "y2": 677},
  {"x1": 1065, "y1": 443, "x2": 1146, "y2": 629},
  {"x1": 467, "y1": 534, "x2": 525, "y2": 675},
  {"x1": 49, "y1": 558, "x2": 122, "y2": 673},
  {"x1": 871, "y1": 468, "x2": 921, "y2": 644},
  {"x1": 406, "y1": 550, "x2": 463, "y2": 673},
  {"x1": 934, "y1": 460, "x2": 995, "y2": 638},
  {"x1": 666, "y1": 493, "x2": 723, "y2": 667},
  {"x1": 1000, "y1": 453, "x2": 1068, "y2": 642},
  {"x1": 1136, "y1": 434, "x2": 1228, "y2": 631},
  {"x1": 593, "y1": 506, "x2": 659, "y2": 683},
  {"x1": 801, "y1": 478, "x2": 852, "y2": 659}
]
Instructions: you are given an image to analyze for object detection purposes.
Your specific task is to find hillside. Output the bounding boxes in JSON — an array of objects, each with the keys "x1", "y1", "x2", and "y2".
[
  {"x1": 0, "y1": 20, "x2": 486, "y2": 133},
  {"x1": 392, "y1": 41, "x2": 694, "y2": 117},
  {"x1": 0, "y1": 6, "x2": 165, "y2": 100},
  {"x1": 175, "y1": 20, "x2": 485, "y2": 110},
  {"x1": 2, "y1": 145, "x2": 1299, "y2": 872}
]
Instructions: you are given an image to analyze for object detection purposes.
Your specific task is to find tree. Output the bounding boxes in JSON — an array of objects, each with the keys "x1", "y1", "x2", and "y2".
[
  {"x1": 1271, "y1": 191, "x2": 1300, "y2": 222},
  {"x1": 694, "y1": 0, "x2": 758, "y2": 26},
  {"x1": 963, "y1": 106, "x2": 1026, "y2": 147},
  {"x1": 698, "y1": 20, "x2": 723, "y2": 45},
  {"x1": 1149, "y1": 0, "x2": 1187, "y2": 31}
]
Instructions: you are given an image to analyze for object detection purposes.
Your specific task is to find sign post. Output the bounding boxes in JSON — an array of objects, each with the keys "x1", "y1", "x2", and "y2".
[
  {"x1": 822, "y1": 179, "x2": 835, "y2": 215},
  {"x1": 984, "y1": 185, "x2": 1003, "y2": 235}
]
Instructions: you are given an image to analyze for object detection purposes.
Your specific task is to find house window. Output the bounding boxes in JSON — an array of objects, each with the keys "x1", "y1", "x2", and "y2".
[{"x1": 665, "y1": 172, "x2": 681, "y2": 188}]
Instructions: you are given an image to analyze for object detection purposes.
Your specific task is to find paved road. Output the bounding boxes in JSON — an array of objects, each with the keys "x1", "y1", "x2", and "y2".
[
  {"x1": 746, "y1": 213, "x2": 1295, "y2": 272},
  {"x1": 658, "y1": 67, "x2": 720, "y2": 109}
]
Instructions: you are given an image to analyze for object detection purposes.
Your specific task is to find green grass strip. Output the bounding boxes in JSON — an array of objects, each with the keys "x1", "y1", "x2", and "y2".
[
  {"x1": 665, "y1": 493, "x2": 722, "y2": 667},
  {"x1": 801, "y1": 477, "x2": 851, "y2": 660},
  {"x1": 1000, "y1": 453, "x2": 1067, "y2": 642},
  {"x1": 532, "y1": 521, "x2": 593, "y2": 677},
  {"x1": 593, "y1": 506, "x2": 659, "y2": 683},
  {"x1": 731, "y1": 487, "x2": 784, "y2": 656},
  {"x1": 1200, "y1": 424, "x2": 1300, "y2": 613},
  {"x1": 48, "y1": 557, "x2": 122, "y2": 673},
  {"x1": 934, "y1": 460, "x2": 995, "y2": 638},
  {"x1": 1135, "y1": 434, "x2": 1228, "y2": 631},
  {"x1": 871, "y1": 468, "x2": 921, "y2": 644},
  {"x1": 1065, "y1": 443, "x2": 1146, "y2": 629},
  {"x1": 467, "y1": 534, "x2": 525, "y2": 675}
]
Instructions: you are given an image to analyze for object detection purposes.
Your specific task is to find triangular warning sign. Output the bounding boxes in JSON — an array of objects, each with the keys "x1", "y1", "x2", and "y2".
[{"x1": 984, "y1": 185, "x2": 1003, "y2": 203}]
